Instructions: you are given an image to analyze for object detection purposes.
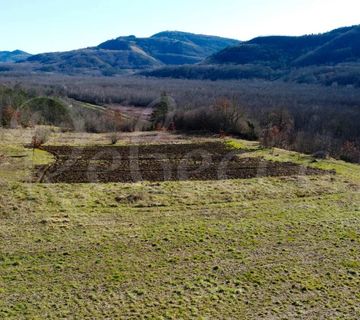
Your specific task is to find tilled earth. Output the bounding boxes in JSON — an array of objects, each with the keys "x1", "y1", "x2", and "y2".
[{"x1": 34, "y1": 142, "x2": 331, "y2": 183}]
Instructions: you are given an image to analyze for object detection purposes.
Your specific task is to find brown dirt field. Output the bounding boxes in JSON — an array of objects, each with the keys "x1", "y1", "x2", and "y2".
[
  {"x1": 34, "y1": 142, "x2": 332, "y2": 183},
  {"x1": 108, "y1": 104, "x2": 152, "y2": 122}
]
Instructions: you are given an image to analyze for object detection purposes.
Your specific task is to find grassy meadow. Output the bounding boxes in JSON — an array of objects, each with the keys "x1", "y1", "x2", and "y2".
[{"x1": 0, "y1": 128, "x2": 359, "y2": 319}]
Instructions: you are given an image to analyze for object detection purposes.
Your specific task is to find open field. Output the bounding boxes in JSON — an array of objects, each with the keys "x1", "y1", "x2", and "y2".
[{"x1": 0, "y1": 128, "x2": 359, "y2": 319}]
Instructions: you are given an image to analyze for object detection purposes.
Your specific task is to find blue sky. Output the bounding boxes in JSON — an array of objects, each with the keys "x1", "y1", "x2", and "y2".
[{"x1": 1, "y1": 0, "x2": 359, "y2": 53}]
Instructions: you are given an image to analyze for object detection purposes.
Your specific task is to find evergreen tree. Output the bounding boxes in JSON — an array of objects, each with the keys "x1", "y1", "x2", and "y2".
[{"x1": 150, "y1": 92, "x2": 171, "y2": 129}]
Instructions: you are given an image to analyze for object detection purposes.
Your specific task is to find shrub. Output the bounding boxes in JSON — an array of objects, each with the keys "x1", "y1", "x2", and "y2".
[
  {"x1": 31, "y1": 128, "x2": 51, "y2": 148},
  {"x1": 260, "y1": 109, "x2": 295, "y2": 148},
  {"x1": 340, "y1": 141, "x2": 360, "y2": 163},
  {"x1": 1, "y1": 106, "x2": 21, "y2": 128},
  {"x1": 109, "y1": 133, "x2": 120, "y2": 145}
]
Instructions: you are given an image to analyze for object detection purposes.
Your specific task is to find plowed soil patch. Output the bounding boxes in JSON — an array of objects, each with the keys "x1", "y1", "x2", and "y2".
[{"x1": 34, "y1": 142, "x2": 331, "y2": 183}]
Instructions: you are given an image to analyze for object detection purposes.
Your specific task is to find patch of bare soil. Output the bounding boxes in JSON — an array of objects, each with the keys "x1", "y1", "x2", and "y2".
[
  {"x1": 34, "y1": 142, "x2": 332, "y2": 183},
  {"x1": 108, "y1": 104, "x2": 152, "y2": 122}
]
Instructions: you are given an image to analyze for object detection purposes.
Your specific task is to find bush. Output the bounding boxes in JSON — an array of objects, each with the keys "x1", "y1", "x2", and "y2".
[
  {"x1": 1, "y1": 106, "x2": 21, "y2": 128},
  {"x1": 173, "y1": 99, "x2": 258, "y2": 139},
  {"x1": 340, "y1": 141, "x2": 360, "y2": 163},
  {"x1": 31, "y1": 128, "x2": 51, "y2": 148},
  {"x1": 260, "y1": 109, "x2": 295, "y2": 148},
  {"x1": 109, "y1": 133, "x2": 120, "y2": 145}
]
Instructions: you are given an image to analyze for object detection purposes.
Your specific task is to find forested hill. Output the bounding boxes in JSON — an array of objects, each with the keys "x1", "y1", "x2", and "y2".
[
  {"x1": 206, "y1": 25, "x2": 360, "y2": 67},
  {"x1": 143, "y1": 25, "x2": 360, "y2": 86},
  {"x1": 20, "y1": 31, "x2": 239, "y2": 75}
]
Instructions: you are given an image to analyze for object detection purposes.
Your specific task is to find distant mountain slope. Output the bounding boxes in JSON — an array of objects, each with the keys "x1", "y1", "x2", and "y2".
[
  {"x1": 5, "y1": 26, "x2": 360, "y2": 87},
  {"x1": 22, "y1": 31, "x2": 240, "y2": 75},
  {"x1": 144, "y1": 25, "x2": 360, "y2": 87},
  {"x1": 294, "y1": 26, "x2": 360, "y2": 66},
  {"x1": 206, "y1": 25, "x2": 360, "y2": 67},
  {"x1": 98, "y1": 31, "x2": 240, "y2": 65},
  {"x1": 26, "y1": 48, "x2": 162, "y2": 75},
  {"x1": 0, "y1": 50, "x2": 31, "y2": 62}
]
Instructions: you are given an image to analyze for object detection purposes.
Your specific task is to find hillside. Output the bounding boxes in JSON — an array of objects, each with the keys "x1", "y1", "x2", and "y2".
[
  {"x1": 26, "y1": 48, "x2": 162, "y2": 75},
  {"x1": 145, "y1": 25, "x2": 360, "y2": 86},
  {"x1": 99, "y1": 31, "x2": 239, "y2": 65},
  {"x1": 21, "y1": 32, "x2": 240, "y2": 75},
  {"x1": 294, "y1": 26, "x2": 360, "y2": 66},
  {"x1": 206, "y1": 25, "x2": 360, "y2": 67},
  {"x1": 0, "y1": 50, "x2": 31, "y2": 63}
]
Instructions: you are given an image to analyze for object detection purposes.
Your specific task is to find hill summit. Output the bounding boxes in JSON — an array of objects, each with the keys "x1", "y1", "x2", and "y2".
[{"x1": 0, "y1": 50, "x2": 31, "y2": 63}]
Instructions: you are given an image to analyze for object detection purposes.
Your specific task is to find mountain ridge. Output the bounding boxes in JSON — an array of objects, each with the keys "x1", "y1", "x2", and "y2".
[
  {"x1": 2, "y1": 25, "x2": 360, "y2": 88},
  {"x1": 18, "y1": 31, "x2": 240, "y2": 75}
]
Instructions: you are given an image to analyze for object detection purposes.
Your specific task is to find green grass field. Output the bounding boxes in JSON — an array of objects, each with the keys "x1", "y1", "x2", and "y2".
[{"x1": 0, "y1": 129, "x2": 359, "y2": 319}]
